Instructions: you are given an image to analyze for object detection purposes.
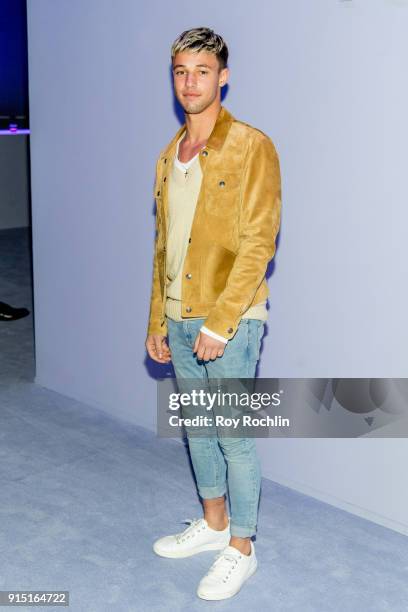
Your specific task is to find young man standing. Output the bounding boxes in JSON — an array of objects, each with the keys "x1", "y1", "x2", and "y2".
[{"x1": 145, "y1": 27, "x2": 281, "y2": 600}]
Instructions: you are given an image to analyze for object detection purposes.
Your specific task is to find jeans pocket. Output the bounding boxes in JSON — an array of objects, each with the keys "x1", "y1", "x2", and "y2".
[
  {"x1": 257, "y1": 319, "x2": 265, "y2": 341},
  {"x1": 247, "y1": 319, "x2": 265, "y2": 363},
  {"x1": 257, "y1": 320, "x2": 265, "y2": 357}
]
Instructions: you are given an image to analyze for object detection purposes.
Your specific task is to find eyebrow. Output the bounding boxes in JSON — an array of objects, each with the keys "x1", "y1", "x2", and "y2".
[{"x1": 172, "y1": 64, "x2": 213, "y2": 70}]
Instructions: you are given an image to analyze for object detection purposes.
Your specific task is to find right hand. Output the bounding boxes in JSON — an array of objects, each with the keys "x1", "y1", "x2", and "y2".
[{"x1": 145, "y1": 334, "x2": 172, "y2": 364}]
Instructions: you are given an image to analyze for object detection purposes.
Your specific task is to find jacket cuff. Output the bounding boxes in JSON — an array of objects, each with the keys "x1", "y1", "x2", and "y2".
[
  {"x1": 147, "y1": 318, "x2": 167, "y2": 337},
  {"x1": 202, "y1": 308, "x2": 243, "y2": 341},
  {"x1": 200, "y1": 325, "x2": 229, "y2": 344}
]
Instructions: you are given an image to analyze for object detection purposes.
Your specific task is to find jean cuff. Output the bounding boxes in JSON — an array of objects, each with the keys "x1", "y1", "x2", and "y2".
[
  {"x1": 198, "y1": 485, "x2": 227, "y2": 500},
  {"x1": 230, "y1": 523, "x2": 257, "y2": 538}
]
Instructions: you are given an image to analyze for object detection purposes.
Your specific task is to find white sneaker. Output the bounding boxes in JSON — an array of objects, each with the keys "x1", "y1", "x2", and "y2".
[
  {"x1": 197, "y1": 540, "x2": 257, "y2": 600},
  {"x1": 153, "y1": 517, "x2": 230, "y2": 559}
]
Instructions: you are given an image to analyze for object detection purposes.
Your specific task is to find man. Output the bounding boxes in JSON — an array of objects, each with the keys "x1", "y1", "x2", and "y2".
[{"x1": 145, "y1": 27, "x2": 281, "y2": 601}]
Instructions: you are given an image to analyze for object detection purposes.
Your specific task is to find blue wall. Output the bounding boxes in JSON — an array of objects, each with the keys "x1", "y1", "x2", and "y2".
[
  {"x1": 27, "y1": 0, "x2": 408, "y2": 535},
  {"x1": 0, "y1": 0, "x2": 29, "y2": 128}
]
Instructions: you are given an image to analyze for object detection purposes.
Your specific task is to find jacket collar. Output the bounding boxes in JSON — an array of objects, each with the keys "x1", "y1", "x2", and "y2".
[{"x1": 161, "y1": 105, "x2": 235, "y2": 158}]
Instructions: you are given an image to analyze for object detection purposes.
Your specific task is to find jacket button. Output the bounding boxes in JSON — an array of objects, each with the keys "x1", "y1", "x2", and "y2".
[
  {"x1": 227, "y1": 327, "x2": 233, "y2": 333},
  {"x1": 163, "y1": 177, "x2": 166, "y2": 182},
  {"x1": 201, "y1": 150, "x2": 208, "y2": 156},
  {"x1": 186, "y1": 306, "x2": 192, "y2": 313},
  {"x1": 164, "y1": 158, "x2": 167, "y2": 164},
  {"x1": 185, "y1": 273, "x2": 192, "y2": 279},
  {"x1": 157, "y1": 190, "x2": 160, "y2": 196},
  {"x1": 219, "y1": 180, "x2": 225, "y2": 187}
]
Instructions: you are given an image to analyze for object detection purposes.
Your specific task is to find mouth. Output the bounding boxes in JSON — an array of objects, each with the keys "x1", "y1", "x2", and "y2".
[{"x1": 184, "y1": 93, "x2": 200, "y2": 98}]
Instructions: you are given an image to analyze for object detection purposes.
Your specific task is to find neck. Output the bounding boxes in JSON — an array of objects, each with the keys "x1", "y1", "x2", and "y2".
[{"x1": 183, "y1": 101, "x2": 222, "y2": 146}]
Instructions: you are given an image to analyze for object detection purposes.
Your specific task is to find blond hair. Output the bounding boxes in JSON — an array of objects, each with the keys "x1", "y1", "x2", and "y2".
[{"x1": 171, "y1": 27, "x2": 229, "y2": 70}]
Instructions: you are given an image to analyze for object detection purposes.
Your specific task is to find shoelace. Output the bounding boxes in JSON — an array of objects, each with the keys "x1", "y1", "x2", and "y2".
[
  {"x1": 206, "y1": 550, "x2": 241, "y2": 583},
  {"x1": 175, "y1": 518, "x2": 205, "y2": 544}
]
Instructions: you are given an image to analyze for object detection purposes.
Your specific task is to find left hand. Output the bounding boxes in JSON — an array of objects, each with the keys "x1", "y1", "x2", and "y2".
[{"x1": 193, "y1": 331, "x2": 226, "y2": 361}]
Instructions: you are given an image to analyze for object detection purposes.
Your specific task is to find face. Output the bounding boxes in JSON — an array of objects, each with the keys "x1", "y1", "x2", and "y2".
[{"x1": 172, "y1": 50, "x2": 229, "y2": 115}]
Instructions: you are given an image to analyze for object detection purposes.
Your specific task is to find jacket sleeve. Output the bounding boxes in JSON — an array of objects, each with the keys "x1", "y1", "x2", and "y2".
[
  {"x1": 147, "y1": 159, "x2": 167, "y2": 337},
  {"x1": 202, "y1": 133, "x2": 281, "y2": 339}
]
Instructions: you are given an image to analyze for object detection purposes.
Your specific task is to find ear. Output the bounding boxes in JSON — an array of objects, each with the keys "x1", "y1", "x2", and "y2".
[{"x1": 219, "y1": 66, "x2": 229, "y2": 87}]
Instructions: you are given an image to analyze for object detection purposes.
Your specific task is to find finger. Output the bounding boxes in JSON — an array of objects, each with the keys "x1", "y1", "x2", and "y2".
[
  {"x1": 162, "y1": 342, "x2": 172, "y2": 359},
  {"x1": 162, "y1": 344, "x2": 171, "y2": 355},
  {"x1": 203, "y1": 347, "x2": 212, "y2": 362},
  {"x1": 196, "y1": 343, "x2": 206, "y2": 361},
  {"x1": 154, "y1": 339, "x2": 164, "y2": 359},
  {"x1": 146, "y1": 340, "x2": 157, "y2": 361},
  {"x1": 146, "y1": 337, "x2": 171, "y2": 364},
  {"x1": 215, "y1": 348, "x2": 224, "y2": 360},
  {"x1": 150, "y1": 351, "x2": 168, "y2": 364},
  {"x1": 146, "y1": 345, "x2": 155, "y2": 360}
]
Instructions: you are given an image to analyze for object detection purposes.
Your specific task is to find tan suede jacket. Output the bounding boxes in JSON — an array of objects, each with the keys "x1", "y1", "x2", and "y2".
[{"x1": 147, "y1": 105, "x2": 281, "y2": 340}]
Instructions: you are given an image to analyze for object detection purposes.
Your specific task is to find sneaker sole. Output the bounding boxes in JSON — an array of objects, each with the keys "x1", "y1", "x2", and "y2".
[
  {"x1": 197, "y1": 559, "x2": 258, "y2": 600},
  {"x1": 153, "y1": 540, "x2": 230, "y2": 559}
]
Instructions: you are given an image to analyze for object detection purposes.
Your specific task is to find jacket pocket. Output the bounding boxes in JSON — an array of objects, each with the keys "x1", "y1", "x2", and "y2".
[
  {"x1": 201, "y1": 242, "x2": 237, "y2": 302},
  {"x1": 204, "y1": 171, "x2": 240, "y2": 217}
]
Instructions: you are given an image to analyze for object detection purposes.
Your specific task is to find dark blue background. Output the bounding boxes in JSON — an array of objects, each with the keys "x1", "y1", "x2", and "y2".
[{"x1": 0, "y1": 0, "x2": 29, "y2": 129}]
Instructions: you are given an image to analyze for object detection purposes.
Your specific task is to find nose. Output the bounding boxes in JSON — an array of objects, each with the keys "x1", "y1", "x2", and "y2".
[{"x1": 185, "y1": 72, "x2": 197, "y2": 88}]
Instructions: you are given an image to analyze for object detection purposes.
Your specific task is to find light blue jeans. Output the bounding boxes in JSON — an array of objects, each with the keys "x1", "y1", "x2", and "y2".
[{"x1": 166, "y1": 316, "x2": 265, "y2": 538}]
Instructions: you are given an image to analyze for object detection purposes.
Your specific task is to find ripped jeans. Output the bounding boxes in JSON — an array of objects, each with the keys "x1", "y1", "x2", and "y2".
[{"x1": 166, "y1": 316, "x2": 265, "y2": 538}]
